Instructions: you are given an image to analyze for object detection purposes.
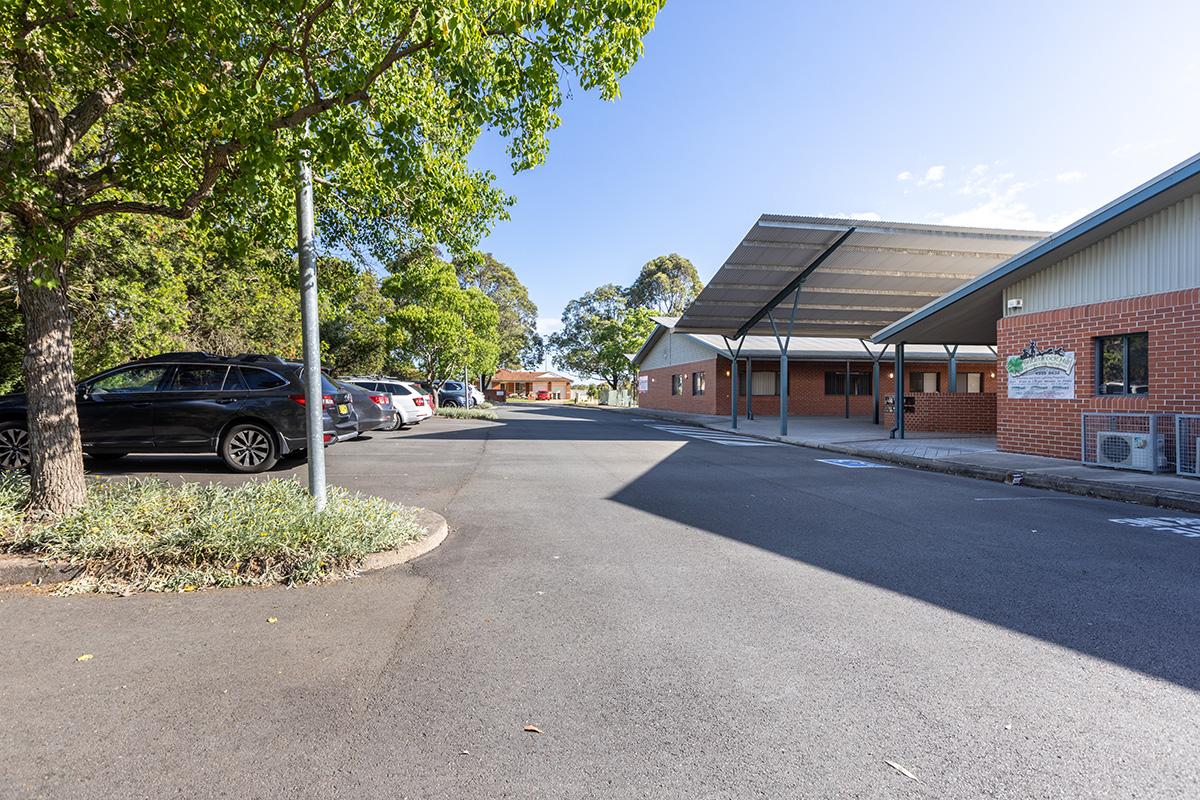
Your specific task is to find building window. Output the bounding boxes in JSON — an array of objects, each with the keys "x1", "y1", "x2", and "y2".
[
  {"x1": 1097, "y1": 333, "x2": 1149, "y2": 395},
  {"x1": 824, "y1": 371, "x2": 872, "y2": 396},
  {"x1": 955, "y1": 372, "x2": 983, "y2": 393},
  {"x1": 671, "y1": 374, "x2": 683, "y2": 396},
  {"x1": 909, "y1": 371, "x2": 939, "y2": 393},
  {"x1": 692, "y1": 371, "x2": 706, "y2": 396},
  {"x1": 738, "y1": 370, "x2": 779, "y2": 396}
]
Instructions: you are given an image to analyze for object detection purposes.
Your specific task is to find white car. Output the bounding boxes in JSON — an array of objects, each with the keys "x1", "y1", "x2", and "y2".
[{"x1": 339, "y1": 377, "x2": 433, "y2": 428}]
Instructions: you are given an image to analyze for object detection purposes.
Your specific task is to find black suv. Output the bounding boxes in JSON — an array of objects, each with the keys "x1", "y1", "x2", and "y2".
[{"x1": 0, "y1": 353, "x2": 356, "y2": 473}]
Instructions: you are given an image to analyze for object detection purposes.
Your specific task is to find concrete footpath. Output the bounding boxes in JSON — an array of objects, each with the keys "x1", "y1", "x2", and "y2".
[{"x1": 599, "y1": 405, "x2": 1200, "y2": 513}]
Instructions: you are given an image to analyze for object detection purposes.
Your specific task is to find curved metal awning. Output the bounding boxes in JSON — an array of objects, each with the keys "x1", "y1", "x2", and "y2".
[{"x1": 675, "y1": 216, "x2": 1048, "y2": 340}]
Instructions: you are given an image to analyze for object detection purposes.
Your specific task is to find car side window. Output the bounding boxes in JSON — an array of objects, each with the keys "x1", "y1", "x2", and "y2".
[
  {"x1": 89, "y1": 366, "x2": 168, "y2": 395},
  {"x1": 239, "y1": 367, "x2": 288, "y2": 391},
  {"x1": 166, "y1": 365, "x2": 229, "y2": 392},
  {"x1": 390, "y1": 383, "x2": 412, "y2": 395}
]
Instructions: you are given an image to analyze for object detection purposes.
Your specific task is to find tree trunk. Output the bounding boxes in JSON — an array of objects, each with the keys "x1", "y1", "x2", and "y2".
[{"x1": 17, "y1": 256, "x2": 87, "y2": 518}]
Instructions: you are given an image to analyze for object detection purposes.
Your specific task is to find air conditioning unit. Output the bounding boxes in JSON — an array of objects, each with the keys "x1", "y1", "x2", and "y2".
[{"x1": 1096, "y1": 431, "x2": 1164, "y2": 472}]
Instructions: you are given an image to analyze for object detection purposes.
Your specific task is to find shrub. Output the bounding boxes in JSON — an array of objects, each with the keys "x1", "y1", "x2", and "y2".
[
  {"x1": 1, "y1": 477, "x2": 425, "y2": 593},
  {"x1": 436, "y1": 406, "x2": 499, "y2": 421}
]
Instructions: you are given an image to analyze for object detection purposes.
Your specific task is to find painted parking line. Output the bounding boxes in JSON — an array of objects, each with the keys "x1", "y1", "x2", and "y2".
[
  {"x1": 1109, "y1": 516, "x2": 1200, "y2": 539},
  {"x1": 815, "y1": 458, "x2": 894, "y2": 469},
  {"x1": 646, "y1": 424, "x2": 783, "y2": 447}
]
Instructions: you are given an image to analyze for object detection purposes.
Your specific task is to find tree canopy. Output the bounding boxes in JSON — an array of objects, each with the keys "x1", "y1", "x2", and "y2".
[
  {"x1": 1, "y1": 0, "x2": 663, "y2": 515},
  {"x1": 627, "y1": 253, "x2": 702, "y2": 315},
  {"x1": 383, "y1": 251, "x2": 499, "y2": 381},
  {"x1": 456, "y1": 252, "x2": 541, "y2": 374},
  {"x1": 547, "y1": 283, "x2": 654, "y2": 390}
]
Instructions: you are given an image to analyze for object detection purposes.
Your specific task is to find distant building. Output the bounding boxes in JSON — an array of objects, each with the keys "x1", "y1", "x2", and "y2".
[{"x1": 489, "y1": 369, "x2": 572, "y2": 400}]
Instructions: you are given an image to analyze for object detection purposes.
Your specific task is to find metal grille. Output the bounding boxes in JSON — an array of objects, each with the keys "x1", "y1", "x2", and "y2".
[
  {"x1": 1081, "y1": 413, "x2": 1175, "y2": 473},
  {"x1": 1176, "y1": 415, "x2": 1200, "y2": 477}
]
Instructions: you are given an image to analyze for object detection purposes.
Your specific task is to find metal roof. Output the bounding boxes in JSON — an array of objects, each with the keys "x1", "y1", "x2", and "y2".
[
  {"x1": 674, "y1": 216, "x2": 1047, "y2": 340},
  {"x1": 634, "y1": 318, "x2": 996, "y2": 363},
  {"x1": 873, "y1": 151, "x2": 1200, "y2": 345}
]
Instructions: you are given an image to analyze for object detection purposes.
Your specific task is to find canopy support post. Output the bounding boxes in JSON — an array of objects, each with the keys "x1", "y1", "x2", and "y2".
[
  {"x1": 746, "y1": 357, "x2": 754, "y2": 420},
  {"x1": 944, "y1": 344, "x2": 959, "y2": 393},
  {"x1": 723, "y1": 336, "x2": 745, "y2": 429},
  {"x1": 890, "y1": 342, "x2": 906, "y2": 439},
  {"x1": 858, "y1": 340, "x2": 890, "y2": 425},
  {"x1": 767, "y1": 288, "x2": 802, "y2": 437}
]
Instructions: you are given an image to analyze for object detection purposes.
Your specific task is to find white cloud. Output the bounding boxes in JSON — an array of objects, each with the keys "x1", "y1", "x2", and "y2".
[
  {"x1": 1056, "y1": 170, "x2": 1086, "y2": 183},
  {"x1": 896, "y1": 170, "x2": 912, "y2": 182},
  {"x1": 922, "y1": 165, "x2": 945, "y2": 184},
  {"x1": 536, "y1": 316, "x2": 562, "y2": 337}
]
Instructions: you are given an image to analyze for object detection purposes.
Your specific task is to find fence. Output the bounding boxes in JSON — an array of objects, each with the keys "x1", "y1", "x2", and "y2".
[
  {"x1": 1176, "y1": 415, "x2": 1200, "y2": 477},
  {"x1": 1081, "y1": 413, "x2": 1176, "y2": 473}
]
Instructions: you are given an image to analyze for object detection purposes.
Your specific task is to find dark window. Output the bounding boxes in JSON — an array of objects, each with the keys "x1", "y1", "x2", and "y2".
[
  {"x1": 166, "y1": 365, "x2": 229, "y2": 392},
  {"x1": 824, "y1": 371, "x2": 872, "y2": 396},
  {"x1": 89, "y1": 366, "x2": 168, "y2": 395},
  {"x1": 1097, "y1": 333, "x2": 1149, "y2": 395},
  {"x1": 692, "y1": 371, "x2": 706, "y2": 396},
  {"x1": 238, "y1": 367, "x2": 288, "y2": 391},
  {"x1": 955, "y1": 372, "x2": 984, "y2": 393},
  {"x1": 671, "y1": 374, "x2": 683, "y2": 396},
  {"x1": 909, "y1": 371, "x2": 939, "y2": 393}
]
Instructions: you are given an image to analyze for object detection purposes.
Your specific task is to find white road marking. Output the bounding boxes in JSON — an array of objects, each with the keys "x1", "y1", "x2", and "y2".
[
  {"x1": 1108, "y1": 516, "x2": 1200, "y2": 539},
  {"x1": 972, "y1": 497, "x2": 1077, "y2": 501},
  {"x1": 646, "y1": 424, "x2": 782, "y2": 447}
]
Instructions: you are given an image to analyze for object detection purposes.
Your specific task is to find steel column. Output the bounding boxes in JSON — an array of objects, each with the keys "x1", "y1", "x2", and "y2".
[
  {"x1": 945, "y1": 344, "x2": 959, "y2": 394},
  {"x1": 724, "y1": 337, "x2": 744, "y2": 429},
  {"x1": 844, "y1": 360, "x2": 851, "y2": 418},
  {"x1": 296, "y1": 157, "x2": 326, "y2": 511},
  {"x1": 872, "y1": 359, "x2": 881, "y2": 424},
  {"x1": 890, "y1": 342, "x2": 906, "y2": 439},
  {"x1": 779, "y1": 351, "x2": 789, "y2": 436}
]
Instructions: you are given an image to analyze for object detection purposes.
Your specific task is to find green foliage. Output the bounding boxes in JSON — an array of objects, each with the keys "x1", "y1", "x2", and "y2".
[
  {"x1": 1, "y1": 477, "x2": 426, "y2": 593},
  {"x1": 628, "y1": 253, "x2": 703, "y2": 315},
  {"x1": 548, "y1": 283, "x2": 655, "y2": 390},
  {"x1": 435, "y1": 405, "x2": 498, "y2": 421},
  {"x1": 456, "y1": 252, "x2": 541, "y2": 371},
  {"x1": 317, "y1": 257, "x2": 393, "y2": 375},
  {"x1": 383, "y1": 251, "x2": 499, "y2": 380}
]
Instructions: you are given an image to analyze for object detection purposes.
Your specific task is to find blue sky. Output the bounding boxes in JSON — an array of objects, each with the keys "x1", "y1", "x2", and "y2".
[{"x1": 468, "y1": 0, "x2": 1200, "y2": 340}]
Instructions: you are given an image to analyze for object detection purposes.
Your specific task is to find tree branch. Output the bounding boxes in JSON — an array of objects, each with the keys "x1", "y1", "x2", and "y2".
[{"x1": 68, "y1": 145, "x2": 233, "y2": 225}]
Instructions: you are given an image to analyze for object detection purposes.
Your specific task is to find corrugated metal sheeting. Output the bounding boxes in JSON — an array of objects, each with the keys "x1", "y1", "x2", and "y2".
[
  {"x1": 1004, "y1": 193, "x2": 1200, "y2": 315},
  {"x1": 676, "y1": 216, "x2": 1045, "y2": 339}
]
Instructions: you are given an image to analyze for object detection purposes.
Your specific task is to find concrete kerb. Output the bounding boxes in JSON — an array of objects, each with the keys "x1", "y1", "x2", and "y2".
[
  {"x1": 0, "y1": 507, "x2": 451, "y2": 590},
  {"x1": 596, "y1": 406, "x2": 1200, "y2": 514}
]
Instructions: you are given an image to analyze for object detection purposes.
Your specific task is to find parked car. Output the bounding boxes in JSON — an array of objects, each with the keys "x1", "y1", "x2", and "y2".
[
  {"x1": 536, "y1": 389, "x2": 551, "y2": 401},
  {"x1": 339, "y1": 377, "x2": 432, "y2": 427},
  {"x1": 439, "y1": 381, "x2": 484, "y2": 407},
  {"x1": 330, "y1": 378, "x2": 393, "y2": 435},
  {"x1": 0, "y1": 353, "x2": 355, "y2": 473},
  {"x1": 438, "y1": 380, "x2": 483, "y2": 408}
]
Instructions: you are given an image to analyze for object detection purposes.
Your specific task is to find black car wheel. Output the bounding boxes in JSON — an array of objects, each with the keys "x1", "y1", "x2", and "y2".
[
  {"x1": 442, "y1": 399, "x2": 459, "y2": 408},
  {"x1": 220, "y1": 423, "x2": 278, "y2": 473},
  {"x1": 0, "y1": 425, "x2": 30, "y2": 471}
]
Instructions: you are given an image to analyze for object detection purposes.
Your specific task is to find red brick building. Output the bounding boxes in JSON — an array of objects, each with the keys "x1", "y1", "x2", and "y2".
[
  {"x1": 875, "y1": 152, "x2": 1200, "y2": 465},
  {"x1": 489, "y1": 369, "x2": 572, "y2": 400},
  {"x1": 634, "y1": 317, "x2": 997, "y2": 430}
]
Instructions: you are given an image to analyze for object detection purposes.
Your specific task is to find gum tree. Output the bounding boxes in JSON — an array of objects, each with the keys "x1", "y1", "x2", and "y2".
[
  {"x1": 548, "y1": 283, "x2": 654, "y2": 390},
  {"x1": 0, "y1": 1, "x2": 663, "y2": 515},
  {"x1": 628, "y1": 252, "x2": 702, "y2": 315}
]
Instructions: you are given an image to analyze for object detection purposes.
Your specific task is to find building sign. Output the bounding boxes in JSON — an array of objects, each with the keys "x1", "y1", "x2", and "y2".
[
  {"x1": 1005, "y1": 341, "x2": 1076, "y2": 399},
  {"x1": 637, "y1": 375, "x2": 649, "y2": 393}
]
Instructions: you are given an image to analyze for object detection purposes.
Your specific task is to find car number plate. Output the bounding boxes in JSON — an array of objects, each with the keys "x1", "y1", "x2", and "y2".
[{"x1": 338, "y1": 404, "x2": 349, "y2": 414}]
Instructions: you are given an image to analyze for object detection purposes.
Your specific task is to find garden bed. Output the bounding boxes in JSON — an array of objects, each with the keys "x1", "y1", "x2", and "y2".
[{"x1": 0, "y1": 476, "x2": 426, "y2": 594}]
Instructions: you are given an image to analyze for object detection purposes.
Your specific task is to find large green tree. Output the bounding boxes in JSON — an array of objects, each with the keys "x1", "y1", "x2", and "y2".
[
  {"x1": 548, "y1": 283, "x2": 654, "y2": 390},
  {"x1": 455, "y1": 252, "x2": 541, "y2": 378},
  {"x1": 383, "y1": 252, "x2": 498, "y2": 381},
  {"x1": 1, "y1": 1, "x2": 662, "y2": 515},
  {"x1": 628, "y1": 253, "x2": 702, "y2": 315}
]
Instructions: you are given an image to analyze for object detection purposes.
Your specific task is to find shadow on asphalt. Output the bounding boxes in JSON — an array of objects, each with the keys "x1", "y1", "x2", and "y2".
[{"x1": 412, "y1": 405, "x2": 1200, "y2": 692}]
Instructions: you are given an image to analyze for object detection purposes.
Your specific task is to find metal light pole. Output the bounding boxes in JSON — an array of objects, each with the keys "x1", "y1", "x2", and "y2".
[{"x1": 296, "y1": 157, "x2": 326, "y2": 511}]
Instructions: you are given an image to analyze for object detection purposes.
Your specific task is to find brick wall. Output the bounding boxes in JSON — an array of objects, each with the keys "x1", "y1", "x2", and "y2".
[
  {"x1": 883, "y1": 393, "x2": 998, "y2": 433},
  {"x1": 638, "y1": 358, "x2": 725, "y2": 415},
  {"x1": 996, "y1": 288, "x2": 1200, "y2": 459},
  {"x1": 639, "y1": 357, "x2": 997, "y2": 418}
]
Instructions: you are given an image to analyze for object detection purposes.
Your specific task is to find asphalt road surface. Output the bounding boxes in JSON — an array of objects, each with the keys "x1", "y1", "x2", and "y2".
[{"x1": 3, "y1": 405, "x2": 1199, "y2": 798}]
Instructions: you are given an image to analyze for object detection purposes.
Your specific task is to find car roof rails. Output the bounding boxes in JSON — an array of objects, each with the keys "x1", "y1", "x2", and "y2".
[
  {"x1": 131, "y1": 351, "x2": 215, "y2": 363},
  {"x1": 233, "y1": 353, "x2": 288, "y2": 364}
]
